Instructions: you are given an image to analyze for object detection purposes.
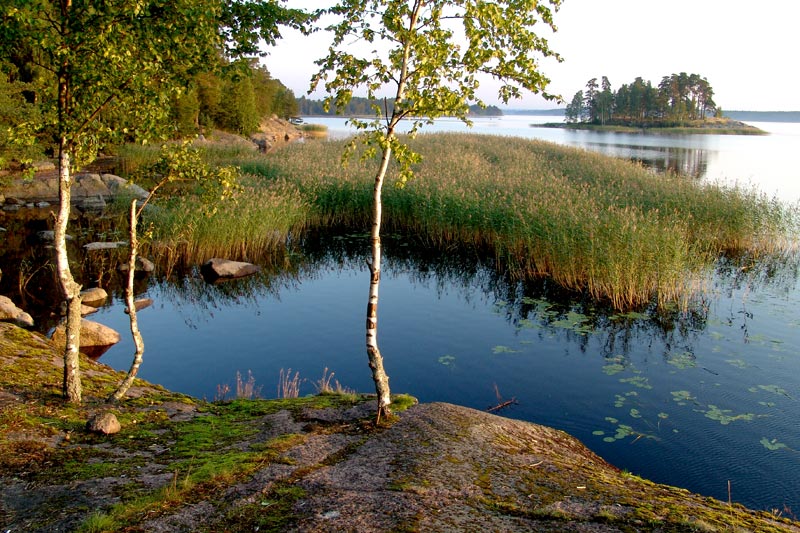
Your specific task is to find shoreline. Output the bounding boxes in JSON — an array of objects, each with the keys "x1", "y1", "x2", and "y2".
[
  {"x1": 533, "y1": 118, "x2": 767, "y2": 135},
  {"x1": 2, "y1": 322, "x2": 799, "y2": 532}
]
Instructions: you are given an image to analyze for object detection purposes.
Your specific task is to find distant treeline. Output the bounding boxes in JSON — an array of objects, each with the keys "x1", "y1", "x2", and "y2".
[
  {"x1": 565, "y1": 73, "x2": 720, "y2": 126},
  {"x1": 0, "y1": 56, "x2": 297, "y2": 162},
  {"x1": 297, "y1": 96, "x2": 502, "y2": 117}
]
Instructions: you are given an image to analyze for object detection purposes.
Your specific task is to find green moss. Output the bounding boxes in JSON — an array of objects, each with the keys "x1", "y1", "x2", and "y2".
[{"x1": 212, "y1": 483, "x2": 307, "y2": 532}]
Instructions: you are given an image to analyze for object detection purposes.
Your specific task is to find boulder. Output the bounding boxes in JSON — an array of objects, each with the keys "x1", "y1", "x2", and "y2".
[
  {"x1": 86, "y1": 412, "x2": 121, "y2": 435},
  {"x1": 201, "y1": 258, "x2": 261, "y2": 282},
  {"x1": 0, "y1": 295, "x2": 34, "y2": 328},
  {"x1": 124, "y1": 298, "x2": 154, "y2": 314},
  {"x1": 99, "y1": 174, "x2": 149, "y2": 199},
  {"x1": 117, "y1": 256, "x2": 155, "y2": 273},
  {"x1": 50, "y1": 318, "x2": 121, "y2": 359},
  {"x1": 78, "y1": 195, "x2": 106, "y2": 211},
  {"x1": 80, "y1": 287, "x2": 108, "y2": 306},
  {"x1": 81, "y1": 304, "x2": 98, "y2": 316}
]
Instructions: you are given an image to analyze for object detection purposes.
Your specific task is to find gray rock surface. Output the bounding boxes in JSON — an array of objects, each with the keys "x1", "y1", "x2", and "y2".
[
  {"x1": 201, "y1": 258, "x2": 261, "y2": 281},
  {"x1": 80, "y1": 287, "x2": 108, "y2": 306},
  {"x1": 86, "y1": 412, "x2": 121, "y2": 435},
  {"x1": 50, "y1": 318, "x2": 121, "y2": 358},
  {"x1": 0, "y1": 295, "x2": 34, "y2": 327}
]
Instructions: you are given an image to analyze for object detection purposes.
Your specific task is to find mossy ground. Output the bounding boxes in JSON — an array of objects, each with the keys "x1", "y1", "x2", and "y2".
[{"x1": 2, "y1": 322, "x2": 798, "y2": 532}]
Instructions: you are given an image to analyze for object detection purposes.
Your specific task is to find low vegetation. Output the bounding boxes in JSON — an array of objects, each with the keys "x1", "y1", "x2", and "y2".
[
  {"x1": 3, "y1": 322, "x2": 797, "y2": 532},
  {"x1": 128, "y1": 133, "x2": 796, "y2": 311}
]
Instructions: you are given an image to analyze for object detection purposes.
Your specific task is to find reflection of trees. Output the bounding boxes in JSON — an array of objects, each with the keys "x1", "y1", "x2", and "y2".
[
  {"x1": 4, "y1": 219, "x2": 797, "y2": 364},
  {"x1": 305, "y1": 231, "x2": 798, "y2": 368},
  {"x1": 585, "y1": 142, "x2": 709, "y2": 178},
  {"x1": 639, "y1": 147, "x2": 708, "y2": 178}
]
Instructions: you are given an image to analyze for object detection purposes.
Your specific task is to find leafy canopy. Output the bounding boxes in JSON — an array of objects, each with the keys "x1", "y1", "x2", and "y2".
[{"x1": 311, "y1": 0, "x2": 562, "y2": 183}]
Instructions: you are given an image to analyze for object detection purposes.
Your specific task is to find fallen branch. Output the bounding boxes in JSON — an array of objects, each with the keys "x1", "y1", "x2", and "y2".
[
  {"x1": 488, "y1": 398, "x2": 518, "y2": 412},
  {"x1": 487, "y1": 382, "x2": 518, "y2": 412}
]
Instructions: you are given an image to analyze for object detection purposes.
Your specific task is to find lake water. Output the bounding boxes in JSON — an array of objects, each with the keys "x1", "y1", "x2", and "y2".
[
  {"x1": 4, "y1": 115, "x2": 800, "y2": 513},
  {"x1": 309, "y1": 114, "x2": 800, "y2": 203}
]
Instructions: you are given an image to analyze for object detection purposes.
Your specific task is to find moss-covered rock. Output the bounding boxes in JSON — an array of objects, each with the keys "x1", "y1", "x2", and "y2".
[{"x1": 1, "y1": 322, "x2": 798, "y2": 532}]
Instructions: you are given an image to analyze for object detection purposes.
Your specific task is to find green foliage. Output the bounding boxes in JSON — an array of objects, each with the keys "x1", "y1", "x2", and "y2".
[
  {"x1": 132, "y1": 140, "x2": 240, "y2": 215},
  {"x1": 0, "y1": 64, "x2": 44, "y2": 170},
  {"x1": 312, "y1": 0, "x2": 562, "y2": 179},
  {"x1": 2, "y1": 0, "x2": 225, "y2": 163}
]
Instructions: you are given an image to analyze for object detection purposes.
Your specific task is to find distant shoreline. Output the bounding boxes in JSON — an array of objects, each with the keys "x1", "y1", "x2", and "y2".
[{"x1": 533, "y1": 118, "x2": 767, "y2": 135}]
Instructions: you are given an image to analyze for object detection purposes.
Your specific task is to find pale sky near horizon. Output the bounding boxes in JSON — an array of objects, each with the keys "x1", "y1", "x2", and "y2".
[{"x1": 263, "y1": 0, "x2": 800, "y2": 111}]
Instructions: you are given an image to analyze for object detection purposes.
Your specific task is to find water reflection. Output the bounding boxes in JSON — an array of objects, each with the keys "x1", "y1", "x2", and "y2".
[{"x1": 582, "y1": 141, "x2": 709, "y2": 177}]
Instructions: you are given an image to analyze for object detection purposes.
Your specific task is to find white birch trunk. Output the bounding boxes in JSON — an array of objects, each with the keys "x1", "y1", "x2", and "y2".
[
  {"x1": 366, "y1": 143, "x2": 394, "y2": 419},
  {"x1": 108, "y1": 199, "x2": 145, "y2": 402},
  {"x1": 55, "y1": 142, "x2": 82, "y2": 403}
]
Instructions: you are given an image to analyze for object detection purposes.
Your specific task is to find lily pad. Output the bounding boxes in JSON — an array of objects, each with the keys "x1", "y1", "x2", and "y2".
[
  {"x1": 602, "y1": 363, "x2": 626, "y2": 376},
  {"x1": 671, "y1": 390, "x2": 695, "y2": 405},
  {"x1": 437, "y1": 354, "x2": 456, "y2": 367},
  {"x1": 620, "y1": 376, "x2": 652, "y2": 390},
  {"x1": 725, "y1": 359, "x2": 747, "y2": 369},
  {"x1": 666, "y1": 351, "x2": 696, "y2": 370},
  {"x1": 491, "y1": 345, "x2": 519, "y2": 355},
  {"x1": 760, "y1": 437, "x2": 788, "y2": 451},
  {"x1": 701, "y1": 405, "x2": 755, "y2": 425}
]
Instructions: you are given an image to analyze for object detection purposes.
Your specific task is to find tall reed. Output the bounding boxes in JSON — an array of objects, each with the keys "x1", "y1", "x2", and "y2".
[
  {"x1": 255, "y1": 133, "x2": 796, "y2": 310},
  {"x1": 125, "y1": 134, "x2": 795, "y2": 310}
]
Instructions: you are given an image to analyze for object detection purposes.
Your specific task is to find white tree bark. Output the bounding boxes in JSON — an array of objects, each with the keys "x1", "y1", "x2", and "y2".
[
  {"x1": 366, "y1": 141, "x2": 394, "y2": 420},
  {"x1": 55, "y1": 142, "x2": 82, "y2": 403},
  {"x1": 108, "y1": 199, "x2": 145, "y2": 402}
]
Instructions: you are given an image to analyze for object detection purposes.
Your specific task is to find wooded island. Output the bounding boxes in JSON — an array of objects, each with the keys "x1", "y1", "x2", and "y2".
[{"x1": 556, "y1": 73, "x2": 764, "y2": 134}]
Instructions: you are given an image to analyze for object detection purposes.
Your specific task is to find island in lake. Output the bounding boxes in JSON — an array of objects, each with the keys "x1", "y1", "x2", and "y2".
[{"x1": 540, "y1": 72, "x2": 767, "y2": 135}]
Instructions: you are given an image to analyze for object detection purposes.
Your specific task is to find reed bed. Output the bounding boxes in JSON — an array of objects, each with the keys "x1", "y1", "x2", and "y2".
[
  {"x1": 124, "y1": 133, "x2": 795, "y2": 310},
  {"x1": 252, "y1": 133, "x2": 795, "y2": 310},
  {"x1": 141, "y1": 176, "x2": 309, "y2": 267}
]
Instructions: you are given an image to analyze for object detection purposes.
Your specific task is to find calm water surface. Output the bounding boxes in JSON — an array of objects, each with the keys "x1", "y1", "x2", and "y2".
[
  {"x1": 6, "y1": 116, "x2": 799, "y2": 512},
  {"x1": 310, "y1": 114, "x2": 800, "y2": 203}
]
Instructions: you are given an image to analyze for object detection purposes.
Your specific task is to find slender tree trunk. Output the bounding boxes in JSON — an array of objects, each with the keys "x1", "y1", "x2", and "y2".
[
  {"x1": 55, "y1": 138, "x2": 82, "y2": 403},
  {"x1": 108, "y1": 199, "x2": 145, "y2": 402},
  {"x1": 366, "y1": 140, "x2": 394, "y2": 420}
]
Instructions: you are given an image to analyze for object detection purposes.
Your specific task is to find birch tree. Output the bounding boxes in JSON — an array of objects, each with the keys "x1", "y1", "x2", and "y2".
[
  {"x1": 1, "y1": 0, "x2": 309, "y2": 403},
  {"x1": 312, "y1": 0, "x2": 562, "y2": 420}
]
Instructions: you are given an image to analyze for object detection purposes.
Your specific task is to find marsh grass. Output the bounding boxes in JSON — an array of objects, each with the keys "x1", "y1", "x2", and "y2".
[
  {"x1": 257, "y1": 133, "x2": 796, "y2": 310},
  {"x1": 123, "y1": 133, "x2": 796, "y2": 311}
]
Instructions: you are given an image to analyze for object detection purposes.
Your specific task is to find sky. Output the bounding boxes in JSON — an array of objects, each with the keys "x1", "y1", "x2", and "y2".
[{"x1": 263, "y1": 0, "x2": 800, "y2": 112}]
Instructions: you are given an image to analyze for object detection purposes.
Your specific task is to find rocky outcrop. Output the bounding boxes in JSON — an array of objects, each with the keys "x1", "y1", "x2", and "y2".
[
  {"x1": 201, "y1": 258, "x2": 261, "y2": 282},
  {"x1": 0, "y1": 296, "x2": 34, "y2": 327},
  {"x1": 1, "y1": 172, "x2": 148, "y2": 212},
  {"x1": 2, "y1": 322, "x2": 798, "y2": 533},
  {"x1": 124, "y1": 298, "x2": 154, "y2": 314},
  {"x1": 50, "y1": 318, "x2": 121, "y2": 358}
]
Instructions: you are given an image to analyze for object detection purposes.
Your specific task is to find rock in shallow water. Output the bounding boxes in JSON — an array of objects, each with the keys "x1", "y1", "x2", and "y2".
[{"x1": 200, "y1": 258, "x2": 260, "y2": 282}]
